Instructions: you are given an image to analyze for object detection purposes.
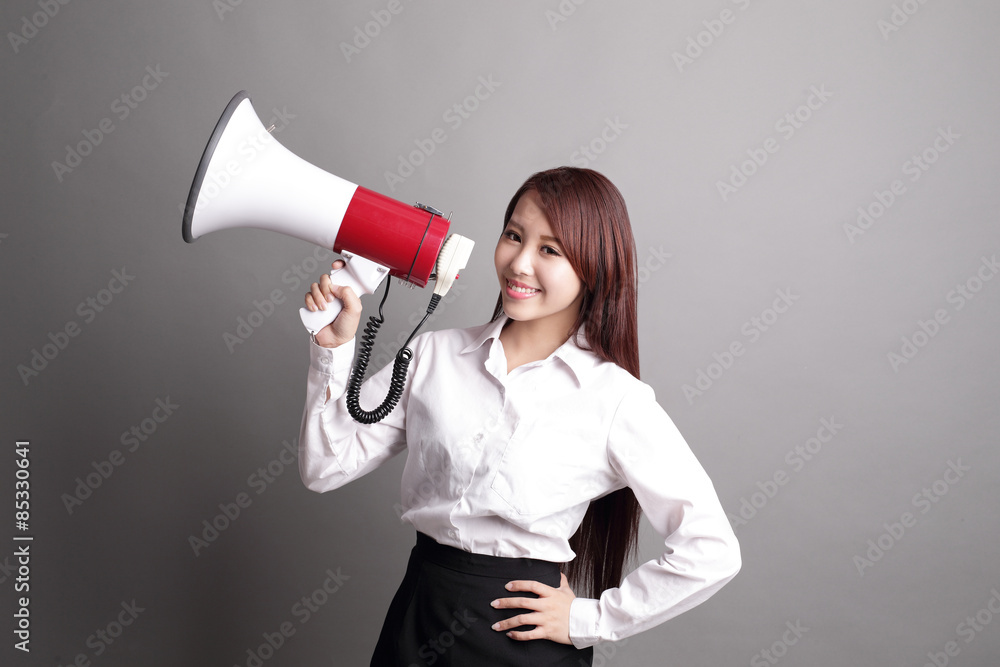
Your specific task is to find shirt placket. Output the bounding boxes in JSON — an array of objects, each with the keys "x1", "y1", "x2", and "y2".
[{"x1": 447, "y1": 341, "x2": 529, "y2": 546}]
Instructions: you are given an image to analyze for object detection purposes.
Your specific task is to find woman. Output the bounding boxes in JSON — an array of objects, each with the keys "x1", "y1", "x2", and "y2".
[{"x1": 300, "y1": 167, "x2": 741, "y2": 666}]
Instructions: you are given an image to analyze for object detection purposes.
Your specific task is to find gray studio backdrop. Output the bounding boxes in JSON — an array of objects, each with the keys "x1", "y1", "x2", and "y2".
[{"x1": 2, "y1": 1, "x2": 999, "y2": 665}]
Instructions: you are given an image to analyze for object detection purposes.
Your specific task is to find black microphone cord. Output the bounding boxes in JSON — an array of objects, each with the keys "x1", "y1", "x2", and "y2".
[{"x1": 346, "y1": 279, "x2": 442, "y2": 424}]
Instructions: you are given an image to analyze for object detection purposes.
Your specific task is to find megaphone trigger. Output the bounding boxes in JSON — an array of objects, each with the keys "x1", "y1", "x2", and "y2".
[{"x1": 298, "y1": 252, "x2": 390, "y2": 335}]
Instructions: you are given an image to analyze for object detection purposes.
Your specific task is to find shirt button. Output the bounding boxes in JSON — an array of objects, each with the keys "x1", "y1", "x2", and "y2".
[{"x1": 320, "y1": 356, "x2": 330, "y2": 365}]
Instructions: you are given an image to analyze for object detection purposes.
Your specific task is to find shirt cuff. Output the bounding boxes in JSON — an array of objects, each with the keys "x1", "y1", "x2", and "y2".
[
  {"x1": 309, "y1": 337, "x2": 355, "y2": 376},
  {"x1": 569, "y1": 597, "x2": 602, "y2": 649}
]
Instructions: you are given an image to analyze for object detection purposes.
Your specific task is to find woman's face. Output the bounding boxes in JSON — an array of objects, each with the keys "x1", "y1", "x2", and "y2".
[{"x1": 494, "y1": 189, "x2": 584, "y2": 333}]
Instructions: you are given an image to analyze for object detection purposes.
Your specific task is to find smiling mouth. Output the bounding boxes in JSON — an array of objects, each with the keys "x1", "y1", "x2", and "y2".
[{"x1": 506, "y1": 280, "x2": 540, "y2": 295}]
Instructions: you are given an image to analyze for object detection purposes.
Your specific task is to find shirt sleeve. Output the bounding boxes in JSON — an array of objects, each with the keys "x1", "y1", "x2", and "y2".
[
  {"x1": 568, "y1": 384, "x2": 741, "y2": 648},
  {"x1": 298, "y1": 336, "x2": 410, "y2": 493}
]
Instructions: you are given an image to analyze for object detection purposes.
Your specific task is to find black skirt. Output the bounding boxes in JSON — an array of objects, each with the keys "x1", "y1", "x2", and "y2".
[{"x1": 370, "y1": 531, "x2": 594, "y2": 666}]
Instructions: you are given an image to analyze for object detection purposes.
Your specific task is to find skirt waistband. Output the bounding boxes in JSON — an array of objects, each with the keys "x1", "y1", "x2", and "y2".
[{"x1": 414, "y1": 532, "x2": 563, "y2": 580}]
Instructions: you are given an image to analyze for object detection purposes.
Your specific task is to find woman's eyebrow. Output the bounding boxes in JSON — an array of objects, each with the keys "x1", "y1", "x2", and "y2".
[{"x1": 506, "y1": 220, "x2": 561, "y2": 243}]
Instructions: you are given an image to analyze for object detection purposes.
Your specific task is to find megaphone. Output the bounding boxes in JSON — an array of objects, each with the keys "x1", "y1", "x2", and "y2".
[
  {"x1": 182, "y1": 91, "x2": 475, "y2": 424},
  {"x1": 181, "y1": 91, "x2": 474, "y2": 335}
]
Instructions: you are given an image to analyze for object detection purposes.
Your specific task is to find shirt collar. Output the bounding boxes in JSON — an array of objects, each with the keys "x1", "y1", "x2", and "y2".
[
  {"x1": 460, "y1": 316, "x2": 599, "y2": 386},
  {"x1": 460, "y1": 317, "x2": 507, "y2": 356}
]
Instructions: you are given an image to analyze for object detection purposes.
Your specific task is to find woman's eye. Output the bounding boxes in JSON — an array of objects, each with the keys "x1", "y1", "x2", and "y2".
[
  {"x1": 504, "y1": 230, "x2": 521, "y2": 242},
  {"x1": 542, "y1": 246, "x2": 561, "y2": 256}
]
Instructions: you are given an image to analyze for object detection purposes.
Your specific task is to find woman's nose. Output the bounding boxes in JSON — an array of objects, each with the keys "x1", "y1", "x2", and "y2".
[{"x1": 508, "y1": 247, "x2": 533, "y2": 275}]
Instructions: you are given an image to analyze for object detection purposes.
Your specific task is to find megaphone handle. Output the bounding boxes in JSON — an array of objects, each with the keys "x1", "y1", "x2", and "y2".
[{"x1": 299, "y1": 252, "x2": 389, "y2": 335}]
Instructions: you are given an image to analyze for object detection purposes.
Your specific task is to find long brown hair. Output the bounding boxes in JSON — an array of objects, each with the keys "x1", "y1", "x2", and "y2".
[{"x1": 491, "y1": 166, "x2": 642, "y2": 599}]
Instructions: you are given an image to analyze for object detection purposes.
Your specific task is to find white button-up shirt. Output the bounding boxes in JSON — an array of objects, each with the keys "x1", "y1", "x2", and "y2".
[{"x1": 299, "y1": 316, "x2": 740, "y2": 649}]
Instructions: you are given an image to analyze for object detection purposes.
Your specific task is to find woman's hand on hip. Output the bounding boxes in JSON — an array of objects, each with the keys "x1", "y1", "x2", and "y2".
[{"x1": 490, "y1": 572, "x2": 576, "y2": 645}]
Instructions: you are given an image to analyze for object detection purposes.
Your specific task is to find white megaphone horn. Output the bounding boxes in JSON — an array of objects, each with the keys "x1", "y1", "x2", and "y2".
[{"x1": 181, "y1": 91, "x2": 474, "y2": 335}]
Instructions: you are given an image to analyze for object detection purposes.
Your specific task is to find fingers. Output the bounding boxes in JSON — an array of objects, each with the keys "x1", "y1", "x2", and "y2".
[
  {"x1": 491, "y1": 596, "x2": 541, "y2": 611},
  {"x1": 329, "y1": 282, "x2": 361, "y2": 315},
  {"x1": 492, "y1": 611, "x2": 536, "y2": 632},
  {"x1": 490, "y1": 606, "x2": 540, "y2": 633},
  {"x1": 305, "y1": 280, "x2": 331, "y2": 312},
  {"x1": 504, "y1": 580, "x2": 545, "y2": 595},
  {"x1": 504, "y1": 626, "x2": 546, "y2": 641},
  {"x1": 490, "y1": 587, "x2": 544, "y2": 635},
  {"x1": 303, "y1": 261, "x2": 353, "y2": 312},
  {"x1": 490, "y1": 578, "x2": 574, "y2": 644},
  {"x1": 302, "y1": 259, "x2": 364, "y2": 349}
]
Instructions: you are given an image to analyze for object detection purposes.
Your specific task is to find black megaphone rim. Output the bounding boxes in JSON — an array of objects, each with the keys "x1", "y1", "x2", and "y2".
[{"x1": 181, "y1": 90, "x2": 252, "y2": 243}]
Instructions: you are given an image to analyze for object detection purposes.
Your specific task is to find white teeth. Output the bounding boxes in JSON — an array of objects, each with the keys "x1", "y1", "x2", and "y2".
[{"x1": 507, "y1": 281, "x2": 539, "y2": 294}]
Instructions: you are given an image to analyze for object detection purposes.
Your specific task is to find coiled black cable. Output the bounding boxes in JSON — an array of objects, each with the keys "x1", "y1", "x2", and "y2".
[{"x1": 346, "y1": 278, "x2": 442, "y2": 424}]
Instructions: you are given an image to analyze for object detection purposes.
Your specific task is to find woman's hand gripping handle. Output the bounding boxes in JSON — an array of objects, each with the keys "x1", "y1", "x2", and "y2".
[{"x1": 303, "y1": 253, "x2": 387, "y2": 348}]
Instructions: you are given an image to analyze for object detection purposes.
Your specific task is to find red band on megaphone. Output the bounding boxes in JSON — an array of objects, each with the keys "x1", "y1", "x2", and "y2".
[{"x1": 336, "y1": 186, "x2": 449, "y2": 287}]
